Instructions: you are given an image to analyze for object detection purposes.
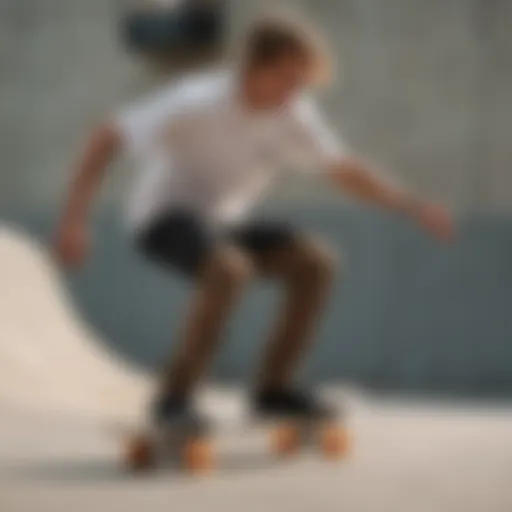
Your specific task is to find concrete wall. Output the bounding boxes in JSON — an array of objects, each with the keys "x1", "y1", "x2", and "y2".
[
  {"x1": 2, "y1": 0, "x2": 511, "y2": 210},
  {"x1": 232, "y1": 0, "x2": 512, "y2": 212},
  {"x1": 1, "y1": 0, "x2": 512, "y2": 394}
]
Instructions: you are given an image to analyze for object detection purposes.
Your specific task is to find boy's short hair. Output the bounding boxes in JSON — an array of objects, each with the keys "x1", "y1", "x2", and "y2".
[{"x1": 241, "y1": 10, "x2": 332, "y2": 86}]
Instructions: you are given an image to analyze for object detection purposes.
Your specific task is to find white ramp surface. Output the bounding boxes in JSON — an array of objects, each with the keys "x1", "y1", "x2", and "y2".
[
  {"x1": 0, "y1": 225, "x2": 150, "y2": 419},
  {"x1": 1, "y1": 225, "x2": 512, "y2": 512}
]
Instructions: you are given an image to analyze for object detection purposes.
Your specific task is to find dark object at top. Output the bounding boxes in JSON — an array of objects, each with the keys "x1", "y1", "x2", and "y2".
[{"x1": 122, "y1": 1, "x2": 226, "y2": 67}]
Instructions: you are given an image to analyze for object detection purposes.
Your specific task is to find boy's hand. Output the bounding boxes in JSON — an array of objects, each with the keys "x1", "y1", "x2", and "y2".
[
  {"x1": 54, "y1": 218, "x2": 89, "y2": 268},
  {"x1": 330, "y1": 160, "x2": 455, "y2": 243},
  {"x1": 411, "y1": 202, "x2": 455, "y2": 242}
]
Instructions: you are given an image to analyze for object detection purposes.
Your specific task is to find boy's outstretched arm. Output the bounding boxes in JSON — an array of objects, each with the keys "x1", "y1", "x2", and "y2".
[
  {"x1": 55, "y1": 123, "x2": 121, "y2": 267},
  {"x1": 327, "y1": 157, "x2": 455, "y2": 241}
]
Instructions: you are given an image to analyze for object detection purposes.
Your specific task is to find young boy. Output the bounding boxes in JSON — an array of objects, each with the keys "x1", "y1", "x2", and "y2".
[{"x1": 55, "y1": 14, "x2": 454, "y2": 426}]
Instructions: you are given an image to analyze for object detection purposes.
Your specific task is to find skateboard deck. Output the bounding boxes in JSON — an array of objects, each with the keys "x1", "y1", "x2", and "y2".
[{"x1": 122, "y1": 413, "x2": 351, "y2": 473}]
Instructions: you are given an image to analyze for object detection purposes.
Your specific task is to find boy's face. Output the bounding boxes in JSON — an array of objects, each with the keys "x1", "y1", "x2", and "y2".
[{"x1": 249, "y1": 55, "x2": 309, "y2": 108}]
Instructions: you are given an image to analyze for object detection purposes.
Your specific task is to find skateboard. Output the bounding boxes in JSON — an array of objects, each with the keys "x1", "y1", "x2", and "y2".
[{"x1": 123, "y1": 413, "x2": 351, "y2": 474}]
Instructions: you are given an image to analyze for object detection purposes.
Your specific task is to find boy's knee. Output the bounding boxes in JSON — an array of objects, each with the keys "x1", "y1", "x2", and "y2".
[
  {"x1": 207, "y1": 245, "x2": 254, "y2": 285},
  {"x1": 296, "y1": 237, "x2": 338, "y2": 281}
]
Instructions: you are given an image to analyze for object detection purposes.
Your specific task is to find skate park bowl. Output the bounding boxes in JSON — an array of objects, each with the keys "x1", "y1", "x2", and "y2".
[{"x1": 1, "y1": 0, "x2": 512, "y2": 510}]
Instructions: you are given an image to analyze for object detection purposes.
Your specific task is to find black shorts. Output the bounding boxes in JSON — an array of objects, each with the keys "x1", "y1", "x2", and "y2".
[{"x1": 136, "y1": 210, "x2": 298, "y2": 277}]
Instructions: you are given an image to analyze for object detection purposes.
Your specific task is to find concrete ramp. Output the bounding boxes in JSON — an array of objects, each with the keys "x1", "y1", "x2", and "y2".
[
  {"x1": 0, "y1": 225, "x2": 266, "y2": 426},
  {"x1": 0, "y1": 225, "x2": 150, "y2": 420}
]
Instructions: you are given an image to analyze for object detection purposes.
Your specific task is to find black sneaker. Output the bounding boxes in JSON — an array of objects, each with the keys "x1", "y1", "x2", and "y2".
[
  {"x1": 151, "y1": 394, "x2": 190, "y2": 426},
  {"x1": 252, "y1": 388, "x2": 336, "y2": 420}
]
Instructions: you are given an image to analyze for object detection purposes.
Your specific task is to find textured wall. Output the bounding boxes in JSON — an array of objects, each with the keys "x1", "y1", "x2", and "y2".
[
  {"x1": 1, "y1": 0, "x2": 512, "y2": 394},
  {"x1": 232, "y1": 0, "x2": 512, "y2": 212},
  {"x1": 1, "y1": 0, "x2": 511, "y2": 211}
]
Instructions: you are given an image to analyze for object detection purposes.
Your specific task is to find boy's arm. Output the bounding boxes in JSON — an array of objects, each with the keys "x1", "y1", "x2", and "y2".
[
  {"x1": 55, "y1": 123, "x2": 121, "y2": 267},
  {"x1": 327, "y1": 156, "x2": 455, "y2": 241},
  {"x1": 55, "y1": 80, "x2": 183, "y2": 268},
  {"x1": 62, "y1": 123, "x2": 121, "y2": 222},
  {"x1": 286, "y1": 96, "x2": 455, "y2": 241}
]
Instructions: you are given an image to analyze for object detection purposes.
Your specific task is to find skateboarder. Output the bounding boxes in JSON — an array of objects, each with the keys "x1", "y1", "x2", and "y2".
[{"x1": 55, "y1": 12, "x2": 454, "y2": 429}]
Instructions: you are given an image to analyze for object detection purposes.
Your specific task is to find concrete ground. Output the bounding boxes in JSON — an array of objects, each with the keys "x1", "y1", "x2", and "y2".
[
  {"x1": 1, "y1": 225, "x2": 511, "y2": 512},
  {"x1": 2, "y1": 392, "x2": 512, "y2": 512}
]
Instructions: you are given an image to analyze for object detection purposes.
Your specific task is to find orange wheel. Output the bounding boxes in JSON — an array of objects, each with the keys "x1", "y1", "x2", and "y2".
[
  {"x1": 182, "y1": 437, "x2": 214, "y2": 473},
  {"x1": 271, "y1": 423, "x2": 301, "y2": 457},
  {"x1": 319, "y1": 424, "x2": 350, "y2": 459},
  {"x1": 125, "y1": 435, "x2": 154, "y2": 471}
]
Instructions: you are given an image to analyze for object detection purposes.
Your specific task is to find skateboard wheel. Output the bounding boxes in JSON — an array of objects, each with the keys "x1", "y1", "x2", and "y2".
[
  {"x1": 319, "y1": 424, "x2": 350, "y2": 459},
  {"x1": 183, "y1": 437, "x2": 214, "y2": 473},
  {"x1": 125, "y1": 435, "x2": 154, "y2": 471},
  {"x1": 271, "y1": 424, "x2": 301, "y2": 456}
]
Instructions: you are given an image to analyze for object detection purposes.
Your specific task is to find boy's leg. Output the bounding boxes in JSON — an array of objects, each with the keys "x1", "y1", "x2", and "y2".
[
  {"x1": 138, "y1": 212, "x2": 254, "y2": 421},
  {"x1": 161, "y1": 245, "x2": 254, "y2": 398},
  {"x1": 163, "y1": 235, "x2": 334, "y2": 398},
  {"x1": 232, "y1": 223, "x2": 337, "y2": 392},
  {"x1": 254, "y1": 236, "x2": 336, "y2": 391}
]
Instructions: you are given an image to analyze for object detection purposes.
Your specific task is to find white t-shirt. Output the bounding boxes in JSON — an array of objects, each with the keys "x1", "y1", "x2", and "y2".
[{"x1": 114, "y1": 69, "x2": 347, "y2": 232}]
